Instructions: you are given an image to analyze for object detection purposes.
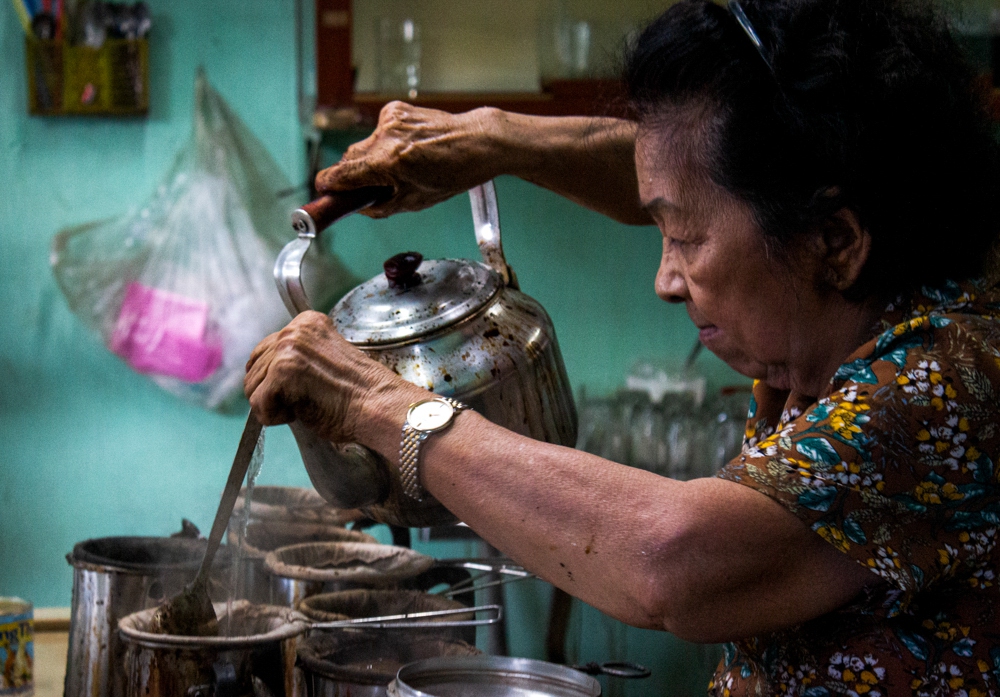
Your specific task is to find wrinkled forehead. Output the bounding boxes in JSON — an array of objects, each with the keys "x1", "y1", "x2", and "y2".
[{"x1": 634, "y1": 103, "x2": 727, "y2": 209}]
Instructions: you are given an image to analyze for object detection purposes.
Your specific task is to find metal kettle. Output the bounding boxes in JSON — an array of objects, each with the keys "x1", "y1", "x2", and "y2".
[{"x1": 274, "y1": 182, "x2": 577, "y2": 527}]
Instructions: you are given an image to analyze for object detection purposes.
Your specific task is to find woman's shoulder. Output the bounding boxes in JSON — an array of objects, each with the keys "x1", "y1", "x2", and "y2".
[{"x1": 835, "y1": 279, "x2": 1000, "y2": 392}]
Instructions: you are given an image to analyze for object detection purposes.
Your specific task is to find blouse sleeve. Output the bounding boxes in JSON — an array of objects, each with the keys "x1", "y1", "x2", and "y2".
[{"x1": 717, "y1": 315, "x2": 1000, "y2": 616}]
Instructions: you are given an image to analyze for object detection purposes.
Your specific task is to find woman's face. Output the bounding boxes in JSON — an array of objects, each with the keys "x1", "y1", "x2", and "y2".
[{"x1": 635, "y1": 126, "x2": 827, "y2": 389}]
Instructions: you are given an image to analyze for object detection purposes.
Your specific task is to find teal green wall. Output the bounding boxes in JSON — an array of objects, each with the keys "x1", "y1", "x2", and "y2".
[{"x1": 1, "y1": 1, "x2": 740, "y2": 694}]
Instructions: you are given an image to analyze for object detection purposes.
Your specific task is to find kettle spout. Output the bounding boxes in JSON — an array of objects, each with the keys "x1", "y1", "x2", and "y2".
[{"x1": 289, "y1": 421, "x2": 390, "y2": 509}]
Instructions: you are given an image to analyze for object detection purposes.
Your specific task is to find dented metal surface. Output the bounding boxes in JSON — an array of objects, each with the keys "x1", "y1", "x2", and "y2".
[
  {"x1": 278, "y1": 182, "x2": 577, "y2": 528},
  {"x1": 355, "y1": 288, "x2": 577, "y2": 527}
]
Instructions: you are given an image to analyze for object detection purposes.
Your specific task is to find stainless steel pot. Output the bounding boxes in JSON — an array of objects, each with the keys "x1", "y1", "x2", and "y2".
[
  {"x1": 119, "y1": 601, "x2": 308, "y2": 697},
  {"x1": 65, "y1": 536, "x2": 231, "y2": 697},
  {"x1": 387, "y1": 656, "x2": 601, "y2": 697},
  {"x1": 274, "y1": 182, "x2": 578, "y2": 527},
  {"x1": 297, "y1": 632, "x2": 480, "y2": 697},
  {"x1": 228, "y1": 485, "x2": 372, "y2": 605}
]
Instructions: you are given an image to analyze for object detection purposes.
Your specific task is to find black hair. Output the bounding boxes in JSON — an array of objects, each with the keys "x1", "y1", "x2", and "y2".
[{"x1": 624, "y1": 0, "x2": 1000, "y2": 297}]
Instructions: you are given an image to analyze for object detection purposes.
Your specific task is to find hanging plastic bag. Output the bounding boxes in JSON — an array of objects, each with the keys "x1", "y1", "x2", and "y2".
[{"x1": 51, "y1": 70, "x2": 357, "y2": 411}]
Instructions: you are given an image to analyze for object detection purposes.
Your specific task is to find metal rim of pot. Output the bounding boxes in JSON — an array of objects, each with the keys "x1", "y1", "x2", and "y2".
[
  {"x1": 232, "y1": 485, "x2": 360, "y2": 525},
  {"x1": 388, "y1": 655, "x2": 601, "y2": 697},
  {"x1": 118, "y1": 601, "x2": 309, "y2": 649},
  {"x1": 228, "y1": 521, "x2": 377, "y2": 559},
  {"x1": 67, "y1": 536, "x2": 209, "y2": 576}
]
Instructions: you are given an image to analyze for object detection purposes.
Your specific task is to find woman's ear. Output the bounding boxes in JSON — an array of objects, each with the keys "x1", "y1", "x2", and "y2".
[{"x1": 816, "y1": 208, "x2": 871, "y2": 292}]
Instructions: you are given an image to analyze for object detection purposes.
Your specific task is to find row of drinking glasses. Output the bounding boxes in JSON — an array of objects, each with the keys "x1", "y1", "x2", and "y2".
[{"x1": 575, "y1": 388, "x2": 752, "y2": 480}]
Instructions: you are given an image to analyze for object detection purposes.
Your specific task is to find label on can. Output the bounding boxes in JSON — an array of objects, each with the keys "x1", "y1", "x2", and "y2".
[{"x1": 0, "y1": 598, "x2": 33, "y2": 696}]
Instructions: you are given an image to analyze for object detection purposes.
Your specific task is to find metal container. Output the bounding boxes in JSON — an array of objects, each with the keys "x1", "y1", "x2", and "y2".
[
  {"x1": 265, "y1": 543, "x2": 434, "y2": 608},
  {"x1": 232, "y1": 487, "x2": 360, "y2": 528},
  {"x1": 275, "y1": 182, "x2": 578, "y2": 528},
  {"x1": 297, "y1": 632, "x2": 480, "y2": 697},
  {"x1": 119, "y1": 601, "x2": 308, "y2": 697},
  {"x1": 64, "y1": 536, "x2": 225, "y2": 697},
  {"x1": 0, "y1": 597, "x2": 33, "y2": 697},
  {"x1": 227, "y1": 513, "x2": 376, "y2": 604},
  {"x1": 387, "y1": 656, "x2": 601, "y2": 697}
]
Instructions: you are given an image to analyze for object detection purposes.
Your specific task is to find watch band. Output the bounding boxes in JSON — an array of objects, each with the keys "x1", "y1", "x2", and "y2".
[{"x1": 399, "y1": 397, "x2": 468, "y2": 501}]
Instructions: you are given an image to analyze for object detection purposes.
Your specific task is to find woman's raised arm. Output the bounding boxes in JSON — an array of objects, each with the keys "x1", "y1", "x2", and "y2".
[{"x1": 315, "y1": 102, "x2": 653, "y2": 226}]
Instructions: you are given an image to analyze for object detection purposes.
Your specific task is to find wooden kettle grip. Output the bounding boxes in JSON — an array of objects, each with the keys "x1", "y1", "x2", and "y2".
[{"x1": 300, "y1": 186, "x2": 394, "y2": 234}]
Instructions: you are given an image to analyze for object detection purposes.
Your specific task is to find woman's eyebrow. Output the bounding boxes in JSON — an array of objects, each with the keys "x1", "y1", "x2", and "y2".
[{"x1": 641, "y1": 196, "x2": 681, "y2": 214}]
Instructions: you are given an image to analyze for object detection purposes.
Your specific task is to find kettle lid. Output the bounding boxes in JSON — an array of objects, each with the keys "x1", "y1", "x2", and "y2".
[{"x1": 333, "y1": 253, "x2": 501, "y2": 346}]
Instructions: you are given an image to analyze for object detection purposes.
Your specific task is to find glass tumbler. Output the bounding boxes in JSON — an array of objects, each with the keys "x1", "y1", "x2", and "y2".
[{"x1": 377, "y1": 17, "x2": 421, "y2": 98}]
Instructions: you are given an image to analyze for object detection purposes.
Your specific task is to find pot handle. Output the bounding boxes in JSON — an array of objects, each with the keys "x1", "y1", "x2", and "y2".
[
  {"x1": 275, "y1": 186, "x2": 393, "y2": 316},
  {"x1": 309, "y1": 604, "x2": 503, "y2": 630},
  {"x1": 470, "y1": 181, "x2": 518, "y2": 289}
]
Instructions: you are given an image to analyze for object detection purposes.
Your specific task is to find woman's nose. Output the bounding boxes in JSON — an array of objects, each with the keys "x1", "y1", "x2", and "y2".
[{"x1": 656, "y1": 248, "x2": 688, "y2": 304}]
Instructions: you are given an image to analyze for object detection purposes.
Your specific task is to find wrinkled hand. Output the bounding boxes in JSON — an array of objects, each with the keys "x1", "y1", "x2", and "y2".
[
  {"x1": 315, "y1": 102, "x2": 504, "y2": 218},
  {"x1": 244, "y1": 312, "x2": 404, "y2": 444}
]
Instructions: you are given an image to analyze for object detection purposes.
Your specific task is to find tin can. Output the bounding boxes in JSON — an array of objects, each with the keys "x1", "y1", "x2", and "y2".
[{"x1": 0, "y1": 598, "x2": 33, "y2": 697}]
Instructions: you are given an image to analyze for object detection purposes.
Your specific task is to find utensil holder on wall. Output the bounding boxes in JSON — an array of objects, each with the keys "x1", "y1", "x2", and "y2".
[{"x1": 25, "y1": 38, "x2": 149, "y2": 116}]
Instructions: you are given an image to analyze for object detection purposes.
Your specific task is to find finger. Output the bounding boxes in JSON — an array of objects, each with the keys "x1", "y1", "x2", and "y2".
[
  {"x1": 248, "y1": 374, "x2": 296, "y2": 426},
  {"x1": 246, "y1": 332, "x2": 279, "y2": 373},
  {"x1": 243, "y1": 345, "x2": 274, "y2": 399},
  {"x1": 315, "y1": 159, "x2": 397, "y2": 198}
]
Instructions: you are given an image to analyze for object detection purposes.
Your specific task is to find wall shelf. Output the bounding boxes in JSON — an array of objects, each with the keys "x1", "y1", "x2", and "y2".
[{"x1": 312, "y1": 0, "x2": 631, "y2": 131}]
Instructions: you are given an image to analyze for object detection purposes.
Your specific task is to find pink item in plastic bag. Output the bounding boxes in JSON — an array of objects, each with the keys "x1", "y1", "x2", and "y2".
[{"x1": 109, "y1": 282, "x2": 223, "y2": 382}]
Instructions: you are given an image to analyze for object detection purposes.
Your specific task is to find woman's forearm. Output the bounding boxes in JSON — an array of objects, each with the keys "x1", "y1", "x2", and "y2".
[
  {"x1": 358, "y1": 380, "x2": 680, "y2": 628},
  {"x1": 357, "y1": 381, "x2": 873, "y2": 641},
  {"x1": 315, "y1": 103, "x2": 652, "y2": 226},
  {"x1": 489, "y1": 111, "x2": 652, "y2": 225}
]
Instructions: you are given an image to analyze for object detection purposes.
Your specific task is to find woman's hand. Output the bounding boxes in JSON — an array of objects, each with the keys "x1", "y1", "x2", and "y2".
[
  {"x1": 315, "y1": 102, "x2": 505, "y2": 218},
  {"x1": 244, "y1": 312, "x2": 413, "y2": 444}
]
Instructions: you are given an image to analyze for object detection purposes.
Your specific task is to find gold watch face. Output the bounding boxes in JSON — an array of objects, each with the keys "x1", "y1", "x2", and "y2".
[{"x1": 408, "y1": 399, "x2": 456, "y2": 432}]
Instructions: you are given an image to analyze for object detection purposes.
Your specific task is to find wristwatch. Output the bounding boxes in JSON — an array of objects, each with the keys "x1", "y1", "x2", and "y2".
[{"x1": 399, "y1": 397, "x2": 469, "y2": 501}]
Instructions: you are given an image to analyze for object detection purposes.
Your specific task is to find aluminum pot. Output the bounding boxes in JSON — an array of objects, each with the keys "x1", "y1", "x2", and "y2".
[
  {"x1": 297, "y1": 632, "x2": 480, "y2": 697},
  {"x1": 264, "y1": 543, "x2": 434, "y2": 608},
  {"x1": 387, "y1": 656, "x2": 601, "y2": 697},
  {"x1": 232, "y1": 486, "x2": 360, "y2": 530},
  {"x1": 118, "y1": 601, "x2": 308, "y2": 697},
  {"x1": 274, "y1": 181, "x2": 578, "y2": 528},
  {"x1": 228, "y1": 486, "x2": 370, "y2": 602},
  {"x1": 65, "y1": 536, "x2": 238, "y2": 697}
]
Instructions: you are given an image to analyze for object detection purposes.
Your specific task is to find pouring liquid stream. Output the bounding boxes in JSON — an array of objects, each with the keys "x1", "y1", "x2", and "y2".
[{"x1": 224, "y1": 426, "x2": 266, "y2": 636}]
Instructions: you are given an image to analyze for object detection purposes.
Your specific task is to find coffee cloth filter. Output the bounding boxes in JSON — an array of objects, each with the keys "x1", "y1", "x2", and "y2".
[{"x1": 264, "y1": 542, "x2": 435, "y2": 585}]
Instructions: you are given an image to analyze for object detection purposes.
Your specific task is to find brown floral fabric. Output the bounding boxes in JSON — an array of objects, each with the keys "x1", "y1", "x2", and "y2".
[{"x1": 712, "y1": 280, "x2": 1000, "y2": 697}]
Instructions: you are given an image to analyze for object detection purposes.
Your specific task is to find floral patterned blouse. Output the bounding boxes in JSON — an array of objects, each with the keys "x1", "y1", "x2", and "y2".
[{"x1": 711, "y1": 280, "x2": 1000, "y2": 697}]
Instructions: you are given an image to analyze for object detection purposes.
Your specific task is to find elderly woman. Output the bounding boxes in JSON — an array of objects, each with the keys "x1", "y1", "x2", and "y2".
[{"x1": 246, "y1": 0, "x2": 1000, "y2": 694}]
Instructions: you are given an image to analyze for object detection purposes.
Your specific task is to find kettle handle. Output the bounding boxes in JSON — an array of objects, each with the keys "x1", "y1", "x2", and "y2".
[
  {"x1": 275, "y1": 186, "x2": 392, "y2": 316},
  {"x1": 275, "y1": 181, "x2": 517, "y2": 316},
  {"x1": 469, "y1": 181, "x2": 518, "y2": 289}
]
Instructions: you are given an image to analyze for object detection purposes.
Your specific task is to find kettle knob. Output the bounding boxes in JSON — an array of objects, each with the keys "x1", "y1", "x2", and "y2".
[{"x1": 384, "y1": 251, "x2": 423, "y2": 289}]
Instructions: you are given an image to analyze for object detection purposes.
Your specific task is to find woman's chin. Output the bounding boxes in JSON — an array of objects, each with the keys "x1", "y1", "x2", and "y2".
[{"x1": 702, "y1": 338, "x2": 770, "y2": 381}]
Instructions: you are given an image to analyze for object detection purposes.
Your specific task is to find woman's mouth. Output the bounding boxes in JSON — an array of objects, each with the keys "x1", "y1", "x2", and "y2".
[{"x1": 698, "y1": 325, "x2": 721, "y2": 343}]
